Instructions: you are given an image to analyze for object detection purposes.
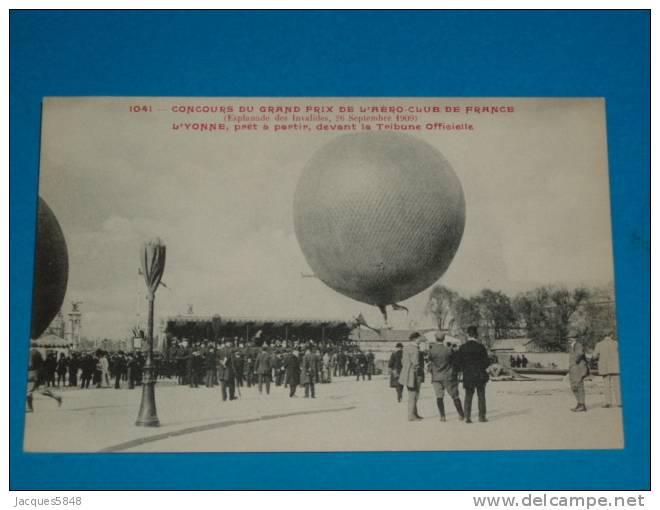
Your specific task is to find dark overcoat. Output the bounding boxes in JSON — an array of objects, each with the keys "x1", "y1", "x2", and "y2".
[
  {"x1": 284, "y1": 353, "x2": 301, "y2": 386},
  {"x1": 254, "y1": 351, "x2": 272, "y2": 375},
  {"x1": 388, "y1": 349, "x2": 403, "y2": 388},
  {"x1": 454, "y1": 339, "x2": 490, "y2": 389}
]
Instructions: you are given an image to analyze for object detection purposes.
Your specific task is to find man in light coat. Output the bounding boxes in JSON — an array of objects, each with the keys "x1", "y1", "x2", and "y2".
[
  {"x1": 592, "y1": 334, "x2": 621, "y2": 408},
  {"x1": 399, "y1": 333, "x2": 424, "y2": 421}
]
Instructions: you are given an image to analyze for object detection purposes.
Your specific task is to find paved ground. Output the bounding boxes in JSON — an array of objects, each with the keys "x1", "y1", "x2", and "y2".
[{"x1": 23, "y1": 375, "x2": 624, "y2": 452}]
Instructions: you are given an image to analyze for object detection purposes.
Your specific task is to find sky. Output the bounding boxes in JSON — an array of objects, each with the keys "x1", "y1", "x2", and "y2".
[{"x1": 37, "y1": 98, "x2": 615, "y2": 339}]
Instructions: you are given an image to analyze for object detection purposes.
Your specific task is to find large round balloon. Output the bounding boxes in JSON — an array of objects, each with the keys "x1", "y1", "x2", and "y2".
[
  {"x1": 31, "y1": 197, "x2": 68, "y2": 339},
  {"x1": 293, "y1": 132, "x2": 465, "y2": 311}
]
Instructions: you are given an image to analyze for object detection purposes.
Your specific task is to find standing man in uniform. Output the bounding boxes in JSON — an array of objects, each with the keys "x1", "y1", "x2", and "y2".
[
  {"x1": 244, "y1": 351, "x2": 254, "y2": 388},
  {"x1": 219, "y1": 341, "x2": 236, "y2": 401},
  {"x1": 399, "y1": 333, "x2": 424, "y2": 421},
  {"x1": 388, "y1": 342, "x2": 404, "y2": 403},
  {"x1": 428, "y1": 332, "x2": 464, "y2": 421},
  {"x1": 272, "y1": 351, "x2": 283, "y2": 386},
  {"x1": 366, "y1": 350, "x2": 375, "y2": 381},
  {"x1": 113, "y1": 352, "x2": 126, "y2": 389},
  {"x1": 189, "y1": 350, "x2": 202, "y2": 388},
  {"x1": 336, "y1": 350, "x2": 346, "y2": 377},
  {"x1": 454, "y1": 326, "x2": 490, "y2": 423},
  {"x1": 204, "y1": 347, "x2": 217, "y2": 388},
  {"x1": 233, "y1": 350, "x2": 245, "y2": 388},
  {"x1": 356, "y1": 351, "x2": 367, "y2": 381},
  {"x1": 302, "y1": 347, "x2": 320, "y2": 398},
  {"x1": 567, "y1": 331, "x2": 589, "y2": 412},
  {"x1": 285, "y1": 349, "x2": 301, "y2": 397},
  {"x1": 591, "y1": 333, "x2": 621, "y2": 408},
  {"x1": 68, "y1": 352, "x2": 80, "y2": 387},
  {"x1": 255, "y1": 345, "x2": 272, "y2": 395}
]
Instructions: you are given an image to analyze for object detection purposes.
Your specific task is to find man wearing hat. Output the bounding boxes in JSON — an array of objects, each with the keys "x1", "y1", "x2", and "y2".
[
  {"x1": 204, "y1": 346, "x2": 217, "y2": 388},
  {"x1": 428, "y1": 332, "x2": 464, "y2": 421},
  {"x1": 218, "y1": 339, "x2": 237, "y2": 400},
  {"x1": 388, "y1": 343, "x2": 404, "y2": 402},
  {"x1": 285, "y1": 349, "x2": 301, "y2": 397},
  {"x1": 591, "y1": 333, "x2": 621, "y2": 408},
  {"x1": 454, "y1": 326, "x2": 490, "y2": 423},
  {"x1": 399, "y1": 332, "x2": 424, "y2": 421}
]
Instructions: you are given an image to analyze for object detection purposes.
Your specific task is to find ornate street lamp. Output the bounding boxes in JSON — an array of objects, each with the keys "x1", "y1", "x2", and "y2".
[{"x1": 135, "y1": 238, "x2": 166, "y2": 427}]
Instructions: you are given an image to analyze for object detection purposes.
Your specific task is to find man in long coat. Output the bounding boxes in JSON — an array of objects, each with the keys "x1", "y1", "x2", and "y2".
[
  {"x1": 399, "y1": 333, "x2": 424, "y2": 421},
  {"x1": 285, "y1": 350, "x2": 301, "y2": 397},
  {"x1": 204, "y1": 347, "x2": 217, "y2": 388},
  {"x1": 355, "y1": 352, "x2": 367, "y2": 381},
  {"x1": 568, "y1": 333, "x2": 589, "y2": 411},
  {"x1": 591, "y1": 334, "x2": 621, "y2": 408},
  {"x1": 301, "y1": 348, "x2": 320, "y2": 398},
  {"x1": 218, "y1": 341, "x2": 236, "y2": 401},
  {"x1": 454, "y1": 326, "x2": 490, "y2": 423},
  {"x1": 255, "y1": 346, "x2": 273, "y2": 395},
  {"x1": 428, "y1": 332, "x2": 464, "y2": 421}
]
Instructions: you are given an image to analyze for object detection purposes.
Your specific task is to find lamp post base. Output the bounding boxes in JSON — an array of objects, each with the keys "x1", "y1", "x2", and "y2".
[{"x1": 135, "y1": 379, "x2": 160, "y2": 427}]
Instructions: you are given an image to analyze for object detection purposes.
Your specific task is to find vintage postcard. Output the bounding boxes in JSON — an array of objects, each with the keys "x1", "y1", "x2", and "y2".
[{"x1": 24, "y1": 97, "x2": 623, "y2": 452}]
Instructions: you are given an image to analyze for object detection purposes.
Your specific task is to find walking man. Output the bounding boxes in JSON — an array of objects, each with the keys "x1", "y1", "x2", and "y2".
[{"x1": 26, "y1": 342, "x2": 62, "y2": 412}]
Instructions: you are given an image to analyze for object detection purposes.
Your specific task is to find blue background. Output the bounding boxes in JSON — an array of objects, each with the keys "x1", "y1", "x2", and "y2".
[{"x1": 10, "y1": 10, "x2": 650, "y2": 490}]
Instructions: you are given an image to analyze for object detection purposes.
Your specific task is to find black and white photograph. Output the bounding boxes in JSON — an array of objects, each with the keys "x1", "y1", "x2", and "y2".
[{"x1": 24, "y1": 97, "x2": 623, "y2": 453}]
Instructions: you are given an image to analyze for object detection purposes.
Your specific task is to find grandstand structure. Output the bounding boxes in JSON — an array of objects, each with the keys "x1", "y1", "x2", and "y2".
[{"x1": 163, "y1": 313, "x2": 354, "y2": 347}]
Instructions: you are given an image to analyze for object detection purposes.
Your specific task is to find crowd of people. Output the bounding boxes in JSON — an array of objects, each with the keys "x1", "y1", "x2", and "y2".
[
  {"x1": 27, "y1": 329, "x2": 621, "y2": 419},
  {"x1": 162, "y1": 338, "x2": 378, "y2": 400},
  {"x1": 26, "y1": 337, "x2": 379, "y2": 411},
  {"x1": 29, "y1": 350, "x2": 148, "y2": 391}
]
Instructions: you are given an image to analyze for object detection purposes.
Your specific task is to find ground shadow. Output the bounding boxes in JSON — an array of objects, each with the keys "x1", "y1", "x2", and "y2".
[{"x1": 100, "y1": 405, "x2": 356, "y2": 452}]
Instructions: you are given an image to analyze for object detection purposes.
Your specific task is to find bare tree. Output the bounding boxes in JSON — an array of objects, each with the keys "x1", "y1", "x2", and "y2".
[{"x1": 426, "y1": 285, "x2": 459, "y2": 330}]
